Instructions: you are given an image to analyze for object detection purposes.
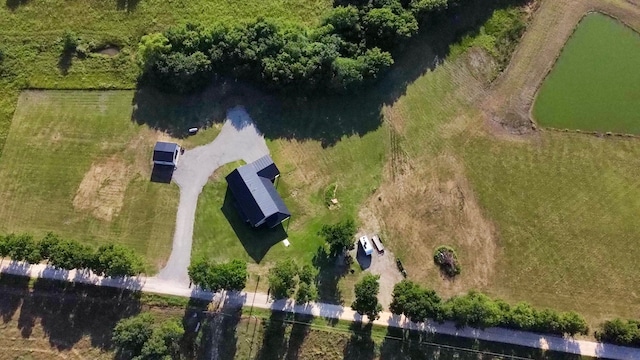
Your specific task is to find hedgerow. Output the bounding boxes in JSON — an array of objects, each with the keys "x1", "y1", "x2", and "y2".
[
  {"x1": 390, "y1": 280, "x2": 589, "y2": 336},
  {"x1": 0, "y1": 232, "x2": 145, "y2": 277}
]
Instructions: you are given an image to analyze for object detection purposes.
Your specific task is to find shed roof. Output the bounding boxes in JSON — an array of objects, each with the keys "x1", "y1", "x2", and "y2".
[
  {"x1": 251, "y1": 155, "x2": 280, "y2": 181},
  {"x1": 153, "y1": 142, "x2": 179, "y2": 163}
]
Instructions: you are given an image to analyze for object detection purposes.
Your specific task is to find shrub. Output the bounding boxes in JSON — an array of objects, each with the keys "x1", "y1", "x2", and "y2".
[
  {"x1": 112, "y1": 313, "x2": 155, "y2": 357},
  {"x1": 433, "y1": 245, "x2": 461, "y2": 277},
  {"x1": 596, "y1": 318, "x2": 640, "y2": 347},
  {"x1": 60, "y1": 30, "x2": 79, "y2": 53}
]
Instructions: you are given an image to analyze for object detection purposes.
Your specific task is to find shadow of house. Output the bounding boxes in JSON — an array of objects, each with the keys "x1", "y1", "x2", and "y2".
[
  {"x1": 150, "y1": 164, "x2": 175, "y2": 183},
  {"x1": 221, "y1": 188, "x2": 287, "y2": 263}
]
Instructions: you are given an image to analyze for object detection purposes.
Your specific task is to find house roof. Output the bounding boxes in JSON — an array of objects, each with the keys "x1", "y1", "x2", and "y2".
[
  {"x1": 226, "y1": 160, "x2": 290, "y2": 228},
  {"x1": 153, "y1": 142, "x2": 179, "y2": 163},
  {"x1": 251, "y1": 155, "x2": 280, "y2": 181}
]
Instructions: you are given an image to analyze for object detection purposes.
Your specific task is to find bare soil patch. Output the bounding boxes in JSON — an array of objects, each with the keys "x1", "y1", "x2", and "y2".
[
  {"x1": 73, "y1": 157, "x2": 130, "y2": 221},
  {"x1": 96, "y1": 46, "x2": 120, "y2": 57}
]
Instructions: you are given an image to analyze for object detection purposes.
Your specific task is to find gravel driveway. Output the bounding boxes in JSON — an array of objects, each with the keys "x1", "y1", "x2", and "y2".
[{"x1": 155, "y1": 106, "x2": 269, "y2": 284}]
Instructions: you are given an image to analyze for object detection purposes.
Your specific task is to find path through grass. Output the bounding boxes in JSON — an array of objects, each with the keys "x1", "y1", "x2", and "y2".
[{"x1": 533, "y1": 13, "x2": 640, "y2": 133}]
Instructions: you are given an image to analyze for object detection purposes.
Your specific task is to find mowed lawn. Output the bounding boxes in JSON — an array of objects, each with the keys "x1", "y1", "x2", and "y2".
[
  {"x1": 0, "y1": 90, "x2": 179, "y2": 271},
  {"x1": 533, "y1": 13, "x2": 640, "y2": 133}
]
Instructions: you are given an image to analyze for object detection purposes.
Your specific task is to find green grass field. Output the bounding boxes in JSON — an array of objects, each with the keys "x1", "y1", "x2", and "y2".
[
  {"x1": 533, "y1": 13, "x2": 640, "y2": 133},
  {"x1": 0, "y1": 90, "x2": 180, "y2": 270}
]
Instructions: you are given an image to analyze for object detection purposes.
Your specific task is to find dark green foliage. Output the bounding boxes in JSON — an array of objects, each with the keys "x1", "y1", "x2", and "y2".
[
  {"x1": 3, "y1": 233, "x2": 41, "y2": 263},
  {"x1": 112, "y1": 313, "x2": 155, "y2": 357},
  {"x1": 187, "y1": 258, "x2": 248, "y2": 292},
  {"x1": 295, "y1": 264, "x2": 318, "y2": 304},
  {"x1": 38, "y1": 232, "x2": 61, "y2": 260},
  {"x1": 268, "y1": 258, "x2": 299, "y2": 299},
  {"x1": 389, "y1": 281, "x2": 589, "y2": 336},
  {"x1": 47, "y1": 239, "x2": 93, "y2": 270},
  {"x1": 351, "y1": 273, "x2": 383, "y2": 321},
  {"x1": 137, "y1": 0, "x2": 458, "y2": 94},
  {"x1": 433, "y1": 245, "x2": 461, "y2": 277},
  {"x1": 93, "y1": 244, "x2": 145, "y2": 277},
  {"x1": 596, "y1": 318, "x2": 640, "y2": 347},
  {"x1": 318, "y1": 219, "x2": 357, "y2": 256},
  {"x1": 60, "y1": 30, "x2": 79, "y2": 52},
  {"x1": 389, "y1": 280, "x2": 441, "y2": 322},
  {"x1": 138, "y1": 320, "x2": 185, "y2": 359}
]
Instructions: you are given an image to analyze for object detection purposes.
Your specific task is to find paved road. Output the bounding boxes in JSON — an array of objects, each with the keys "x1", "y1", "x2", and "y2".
[
  {"x1": 2, "y1": 261, "x2": 639, "y2": 360},
  {"x1": 156, "y1": 106, "x2": 269, "y2": 284}
]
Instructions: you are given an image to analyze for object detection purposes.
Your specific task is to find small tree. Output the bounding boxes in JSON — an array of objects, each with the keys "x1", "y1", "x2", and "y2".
[
  {"x1": 112, "y1": 313, "x2": 154, "y2": 357},
  {"x1": 48, "y1": 239, "x2": 93, "y2": 270},
  {"x1": 188, "y1": 259, "x2": 247, "y2": 292},
  {"x1": 93, "y1": 244, "x2": 144, "y2": 277},
  {"x1": 38, "y1": 232, "x2": 61, "y2": 260},
  {"x1": 5, "y1": 233, "x2": 41, "y2": 263},
  {"x1": 351, "y1": 273, "x2": 383, "y2": 321},
  {"x1": 389, "y1": 280, "x2": 441, "y2": 322},
  {"x1": 268, "y1": 259, "x2": 299, "y2": 299},
  {"x1": 60, "y1": 30, "x2": 79, "y2": 53},
  {"x1": 318, "y1": 219, "x2": 357, "y2": 256},
  {"x1": 138, "y1": 319, "x2": 184, "y2": 359},
  {"x1": 560, "y1": 311, "x2": 589, "y2": 336}
]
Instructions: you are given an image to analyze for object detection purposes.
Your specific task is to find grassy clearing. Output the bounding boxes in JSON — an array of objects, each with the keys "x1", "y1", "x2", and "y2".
[
  {"x1": 533, "y1": 13, "x2": 640, "y2": 133},
  {"x1": 0, "y1": 90, "x2": 179, "y2": 271}
]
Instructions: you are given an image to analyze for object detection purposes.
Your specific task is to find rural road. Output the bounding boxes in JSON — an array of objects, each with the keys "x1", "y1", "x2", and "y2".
[
  {"x1": 2, "y1": 261, "x2": 639, "y2": 360},
  {"x1": 156, "y1": 106, "x2": 269, "y2": 284}
]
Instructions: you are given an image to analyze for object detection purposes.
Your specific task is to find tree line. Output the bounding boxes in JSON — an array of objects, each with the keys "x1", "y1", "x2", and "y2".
[
  {"x1": 390, "y1": 280, "x2": 589, "y2": 336},
  {"x1": 596, "y1": 318, "x2": 640, "y2": 347},
  {"x1": 137, "y1": 0, "x2": 458, "y2": 94},
  {"x1": 0, "y1": 232, "x2": 145, "y2": 277}
]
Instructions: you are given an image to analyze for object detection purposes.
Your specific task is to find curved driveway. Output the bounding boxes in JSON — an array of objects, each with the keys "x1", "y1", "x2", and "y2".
[{"x1": 156, "y1": 106, "x2": 269, "y2": 284}]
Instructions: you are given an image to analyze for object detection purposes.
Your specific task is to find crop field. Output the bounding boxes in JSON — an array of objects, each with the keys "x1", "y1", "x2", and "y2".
[{"x1": 533, "y1": 13, "x2": 640, "y2": 133}]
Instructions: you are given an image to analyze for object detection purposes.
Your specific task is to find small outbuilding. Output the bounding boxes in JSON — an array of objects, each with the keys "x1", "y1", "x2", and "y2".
[
  {"x1": 153, "y1": 142, "x2": 181, "y2": 167},
  {"x1": 225, "y1": 155, "x2": 290, "y2": 228}
]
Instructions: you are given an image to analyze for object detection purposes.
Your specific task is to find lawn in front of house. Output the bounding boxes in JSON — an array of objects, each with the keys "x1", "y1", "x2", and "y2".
[
  {"x1": 533, "y1": 13, "x2": 640, "y2": 133},
  {"x1": 0, "y1": 90, "x2": 180, "y2": 271}
]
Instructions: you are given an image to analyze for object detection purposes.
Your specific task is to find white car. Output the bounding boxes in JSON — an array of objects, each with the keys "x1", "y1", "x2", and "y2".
[{"x1": 359, "y1": 236, "x2": 374, "y2": 256}]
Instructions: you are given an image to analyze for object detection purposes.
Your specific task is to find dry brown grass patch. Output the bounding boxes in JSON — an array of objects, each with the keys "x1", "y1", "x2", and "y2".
[{"x1": 73, "y1": 157, "x2": 130, "y2": 222}]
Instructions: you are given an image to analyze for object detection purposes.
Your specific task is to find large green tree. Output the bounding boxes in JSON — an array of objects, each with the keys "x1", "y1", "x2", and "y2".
[
  {"x1": 351, "y1": 273, "x2": 383, "y2": 321},
  {"x1": 112, "y1": 313, "x2": 155, "y2": 357},
  {"x1": 93, "y1": 244, "x2": 145, "y2": 277},
  {"x1": 318, "y1": 219, "x2": 357, "y2": 256},
  {"x1": 188, "y1": 259, "x2": 247, "y2": 292},
  {"x1": 268, "y1": 259, "x2": 299, "y2": 300}
]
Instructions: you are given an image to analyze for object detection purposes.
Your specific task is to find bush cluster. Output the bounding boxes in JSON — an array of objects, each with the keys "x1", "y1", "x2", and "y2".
[
  {"x1": 112, "y1": 313, "x2": 184, "y2": 360},
  {"x1": 138, "y1": 0, "x2": 455, "y2": 94},
  {"x1": 268, "y1": 259, "x2": 318, "y2": 303},
  {"x1": 595, "y1": 318, "x2": 640, "y2": 347},
  {"x1": 0, "y1": 232, "x2": 145, "y2": 277},
  {"x1": 187, "y1": 258, "x2": 247, "y2": 292},
  {"x1": 390, "y1": 280, "x2": 589, "y2": 336},
  {"x1": 433, "y1": 245, "x2": 461, "y2": 277}
]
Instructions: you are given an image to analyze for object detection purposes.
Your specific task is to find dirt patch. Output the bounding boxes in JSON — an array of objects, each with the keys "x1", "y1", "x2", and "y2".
[
  {"x1": 96, "y1": 46, "x2": 120, "y2": 57},
  {"x1": 364, "y1": 152, "x2": 498, "y2": 298},
  {"x1": 73, "y1": 157, "x2": 130, "y2": 221}
]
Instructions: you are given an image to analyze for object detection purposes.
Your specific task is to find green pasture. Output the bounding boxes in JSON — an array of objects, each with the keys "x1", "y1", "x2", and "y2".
[
  {"x1": 533, "y1": 13, "x2": 640, "y2": 133},
  {"x1": 0, "y1": 90, "x2": 179, "y2": 270}
]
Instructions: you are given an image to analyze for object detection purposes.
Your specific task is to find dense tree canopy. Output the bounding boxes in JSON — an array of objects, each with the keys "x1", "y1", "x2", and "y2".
[
  {"x1": 318, "y1": 219, "x2": 357, "y2": 256},
  {"x1": 137, "y1": 0, "x2": 457, "y2": 94},
  {"x1": 268, "y1": 258, "x2": 299, "y2": 299},
  {"x1": 188, "y1": 258, "x2": 248, "y2": 292},
  {"x1": 351, "y1": 273, "x2": 383, "y2": 321},
  {"x1": 112, "y1": 313, "x2": 155, "y2": 357}
]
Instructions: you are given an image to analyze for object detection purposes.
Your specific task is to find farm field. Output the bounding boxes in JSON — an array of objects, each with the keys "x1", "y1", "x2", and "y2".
[
  {"x1": 533, "y1": 13, "x2": 640, "y2": 133},
  {"x1": 0, "y1": 90, "x2": 182, "y2": 271}
]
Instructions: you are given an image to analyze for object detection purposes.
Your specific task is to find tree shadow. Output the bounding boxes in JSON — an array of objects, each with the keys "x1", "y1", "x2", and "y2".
[
  {"x1": 256, "y1": 310, "x2": 289, "y2": 360},
  {"x1": 58, "y1": 50, "x2": 73, "y2": 75},
  {"x1": 221, "y1": 188, "x2": 287, "y2": 263},
  {"x1": 131, "y1": 0, "x2": 530, "y2": 148},
  {"x1": 116, "y1": 0, "x2": 140, "y2": 11},
  {"x1": 0, "y1": 273, "x2": 30, "y2": 324},
  {"x1": 284, "y1": 313, "x2": 313, "y2": 360},
  {"x1": 150, "y1": 164, "x2": 175, "y2": 183},
  {"x1": 16, "y1": 277, "x2": 142, "y2": 350},
  {"x1": 5, "y1": 0, "x2": 28, "y2": 10},
  {"x1": 379, "y1": 327, "x2": 586, "y2": 360},
  {"x1": 131, "y1": 84, "x2": 238, "y2": 138},
  {"x1": 312, "y1": 246, "x2": 349, "y2": 306},
  {"x1": 343, "y1": 322, "x2": 375, "y2": 360}
]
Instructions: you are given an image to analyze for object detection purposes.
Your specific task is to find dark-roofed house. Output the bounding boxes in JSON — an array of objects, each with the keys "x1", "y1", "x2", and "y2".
[
  {"x1": 226, "y1": 155, "x2": 290, "y2": 228},
  {"x1": 153, "y1": 142, "x2": 181, "y2": 167}
]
